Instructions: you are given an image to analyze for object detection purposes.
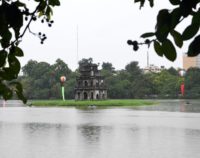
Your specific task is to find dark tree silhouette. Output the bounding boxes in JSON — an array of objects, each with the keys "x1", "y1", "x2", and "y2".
[
  {"x1": 0, "y1": 0, "x2": 60, "y2": 103},
  {"x1": 128, "y1": 0, "x2": 200, "y2": 61}
]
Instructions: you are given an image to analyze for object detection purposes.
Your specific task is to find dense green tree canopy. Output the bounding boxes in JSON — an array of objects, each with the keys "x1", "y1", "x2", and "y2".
[
  {"x1": 102, "y1": 62, "x2": 115, "y2": 72},
  {"x1": 20, "y1": 59, "x2": 200, "y2": 99},
  {"x1": 167, "y1": 67, "x2": 179, "y2": 76},
  {"x1": 20, "y1": 58, "x2": 75, "y2": 100},
  {"x1": 185, "y1": 67, "x2": 200, "y2": 98}
]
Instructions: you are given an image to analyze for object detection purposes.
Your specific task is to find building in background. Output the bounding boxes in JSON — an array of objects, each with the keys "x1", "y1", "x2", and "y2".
[
  {"x1": 183, "y1": 54, "x2": 200, "y2": 70},
  {"x1": 75, "y1": 62, "x2": 107, "y2": 100},
  {"x1": 142, "y1": 64, "x2": 165, "y2": 73}
]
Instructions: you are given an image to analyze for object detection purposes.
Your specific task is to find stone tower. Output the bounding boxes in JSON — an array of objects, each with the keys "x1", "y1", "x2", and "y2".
[{"x1": 75, "y1": 61, "x2": 107, "y2": 100}]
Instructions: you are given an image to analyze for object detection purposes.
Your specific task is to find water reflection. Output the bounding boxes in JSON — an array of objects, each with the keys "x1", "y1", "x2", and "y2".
[
  {"x1": 78, "y1": 124, "x2": 101, "y2": 143},
  {"x1": 0, "y1": 100, "x2": 200, "y2": 158},
  {"x1": 23, "y1": 122, "x2": 67, "y2": 135},
  {"x1": 185, "y1": 128, "x2": 200, "y2": 138},
  {"x1": 25, "y1": 122, "x2": 57, "y2": 128},
  {"x1": 24, "y1": 122, "x2": 64, "y2": 131},
  {"x1": 135, "y1": 99, "x2": 200, "y2": 113}
]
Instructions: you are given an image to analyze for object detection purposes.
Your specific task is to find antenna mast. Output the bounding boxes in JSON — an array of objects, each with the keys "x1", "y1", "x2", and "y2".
[{"x1": 76, "y1": 25, "x2": 79, "y2": 66}]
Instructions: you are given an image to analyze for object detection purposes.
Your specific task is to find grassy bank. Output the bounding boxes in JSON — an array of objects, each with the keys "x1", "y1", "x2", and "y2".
[{"x1": 31, "y1": 99, "x2": 156, "y2": 107}]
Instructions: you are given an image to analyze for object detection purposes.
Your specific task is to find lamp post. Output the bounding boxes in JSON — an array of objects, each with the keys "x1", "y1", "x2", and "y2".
[
  {"x1": 179, "y1": 69, "x2": 186, "y2": 97},
  {"x1": 60, "y1": 76, "x2": 66, "y2": 101}
]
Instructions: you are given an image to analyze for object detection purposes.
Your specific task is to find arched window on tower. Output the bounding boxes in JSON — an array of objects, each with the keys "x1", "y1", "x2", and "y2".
[
  {"x1": 91, "y1": 92, "x2": 94, "y2": 100},
  {"x1": 90, "y1": 80, "x2": 93, "y2": 86},
  {"x1": 84, "y1": 81, "x2": 88, "y2": 87},
  {"x1": 84, "y1": 92, "x2": 88, "y2": 100},
  {"x1": 77, "y1": 92, "x2": 80, "y2": 100}
]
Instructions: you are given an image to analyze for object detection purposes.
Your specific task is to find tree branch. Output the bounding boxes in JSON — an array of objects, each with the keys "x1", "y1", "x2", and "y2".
[{"x1": 8, "y1": 2, "x2": 42, "y2": 48}]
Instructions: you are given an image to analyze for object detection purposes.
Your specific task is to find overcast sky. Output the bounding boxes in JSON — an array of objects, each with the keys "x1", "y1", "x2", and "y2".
[{"x1": 20, "y1": 0, "x2": 190, "y2": 70}]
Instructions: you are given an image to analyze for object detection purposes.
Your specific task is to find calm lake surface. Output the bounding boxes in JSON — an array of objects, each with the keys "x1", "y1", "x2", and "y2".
[{"x1": 0, "y1": 100, "x2": 200, "y2": 158}]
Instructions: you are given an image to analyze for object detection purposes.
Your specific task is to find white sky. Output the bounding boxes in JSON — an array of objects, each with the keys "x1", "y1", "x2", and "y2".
[{"x1": 20, "y1": 0, "x2": 190, "y2": 70}]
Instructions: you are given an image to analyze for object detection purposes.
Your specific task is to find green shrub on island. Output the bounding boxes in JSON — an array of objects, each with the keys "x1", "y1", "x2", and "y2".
[{"x1": 32, "y1": 99, "x2": 156, "y2": 107}]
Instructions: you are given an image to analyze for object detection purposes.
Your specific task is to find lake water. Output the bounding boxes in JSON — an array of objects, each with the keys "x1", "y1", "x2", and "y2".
[{"x1": 0, "y1": 100, "x2": 200, "y2": 158}]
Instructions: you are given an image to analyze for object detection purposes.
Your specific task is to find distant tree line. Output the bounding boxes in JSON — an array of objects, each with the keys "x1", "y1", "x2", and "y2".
[{"x1": 18, "y1": 58, "x2": 200, "y2": 100}]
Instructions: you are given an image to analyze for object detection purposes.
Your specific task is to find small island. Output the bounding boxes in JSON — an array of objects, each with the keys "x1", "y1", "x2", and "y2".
[{"x1": 31, "y1": 60, "x2": 156, "y2": 107}]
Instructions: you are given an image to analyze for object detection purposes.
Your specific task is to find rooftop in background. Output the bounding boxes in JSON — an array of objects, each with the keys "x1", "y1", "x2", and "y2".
[
  {"x1": 142, "y1": 64, "x2": 165, "y2": 73},
  {"x1": 183, "y1": 54, "x2": 200, "y2": 70}
]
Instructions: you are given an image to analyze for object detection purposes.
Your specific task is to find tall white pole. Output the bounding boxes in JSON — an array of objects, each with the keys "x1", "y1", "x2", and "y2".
[
  {"x1": 147, "y1": 50, "x2": 149, "y2": 67},
  {"x1": 76, "y1": 25, "x2": 79, "y2": 67}
]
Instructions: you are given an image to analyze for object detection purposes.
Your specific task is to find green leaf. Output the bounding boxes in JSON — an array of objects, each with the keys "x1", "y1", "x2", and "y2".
[
  {"x1": 192, "y1": 11, "x2": 200, "y2": 25},
  {"x1": 170, "y1": 30, "x2": 183, "y2": 48},
  {"x1": 6, "y1": 3, "x2": 23, "y2": 38},
  {"x1": 49, "y1": 0, "x2": 60, "y2": 6},
  {"x1": 14, "y1": 1, "x2": 26, "y2": 7},
  {"x1": 16, "y1": 90, "x2": 27, "y2": 104},
  {"x1": 156, "y1": 9, "x2": 171, "y2": 42},
  {"x1": 8, "y1": 53, "x2": 21, "y2": 76},
  {"x1": 141, "y1": 32, "x2": 155, "y2": 38},
  {"x1": 134, "y1": 0, "x2": 145, "y2": 9},
  {"x1": 2, "y1": 68, "x2": 17, "y2": 80},
  {"x1": 0, "y1": 8, "x2": 7, "y2": 38},
  {"x1": 1, "y1": 84, "x2": 13, "y2": 100},
  {"x1": 148, "y1": 0, "x2": 154, "y2": 7},
  {"x1": 46, "y1": 6, "x2": 53, "y2": 19},
  {"x1": 38, "y1": 1, "x2": 47, "y2": 12},
  {"x1": 179, "y1": 0, "x2": 197, "y2": 17},
  {"x1": 3, "y1": 89, "x2": 13, "y2": 100},
  {"x1": 14, "y1": 47, "x2": 24, "y2": 57},
  {"x1": 170, "y1": 8, "x2": 181, "y2": 29},
  {"x1": 14, "y1": 82, "x2": 23, "y2": 92},
  {"x1": 1, "y1": 30, "x2": 12, "y2": 48},
  {"x1": 38, "y1": 11, "x2": 44, "y2": 17},
  {"x1": 162, "y1": 39, "x2": 177, "y2": 61},
  {"x1": 156, "y1": 9, "x2": 171, "y2": 29},
  {"x1": 156, "y1": 24, "x2": 170, "y2": 42},
  {"x1": 169, "y1": 0, "x2": 180, "y2": 5},
  {"x1": 182, "y1": 24, "x2": 199, "y2": 40},
  {"x1": 6, "y1": 3, "x2": 23, "y2": 28},
  {"x1": 0, "y1": 82, "x2": 6, "y2": 94},
  {"x1": 154, "y1": 41, "x2": 163, "y2": 57},
  {"x1": 187, "y1": 35, "x2": 200, "y2": 57},
  {"x1": 0, "y1": 50, "x2": 7, "y2": 67},
  {"x1": 10, "y1": 82, "x2": 27, "y2": 104}
]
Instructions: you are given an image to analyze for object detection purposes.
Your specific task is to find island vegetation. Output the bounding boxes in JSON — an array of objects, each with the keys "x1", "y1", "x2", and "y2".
[{"x1": 31, "y1": 99, "x2": 156, "y2": 107}]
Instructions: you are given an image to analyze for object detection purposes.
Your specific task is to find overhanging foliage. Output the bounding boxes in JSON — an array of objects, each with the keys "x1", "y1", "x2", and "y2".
[
  {"x1": 0, "y1": 0, "x2": 60, "y2": 103},
  {"x1": 128, "y1": 0, "x2": 200, "y2": 61}
]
